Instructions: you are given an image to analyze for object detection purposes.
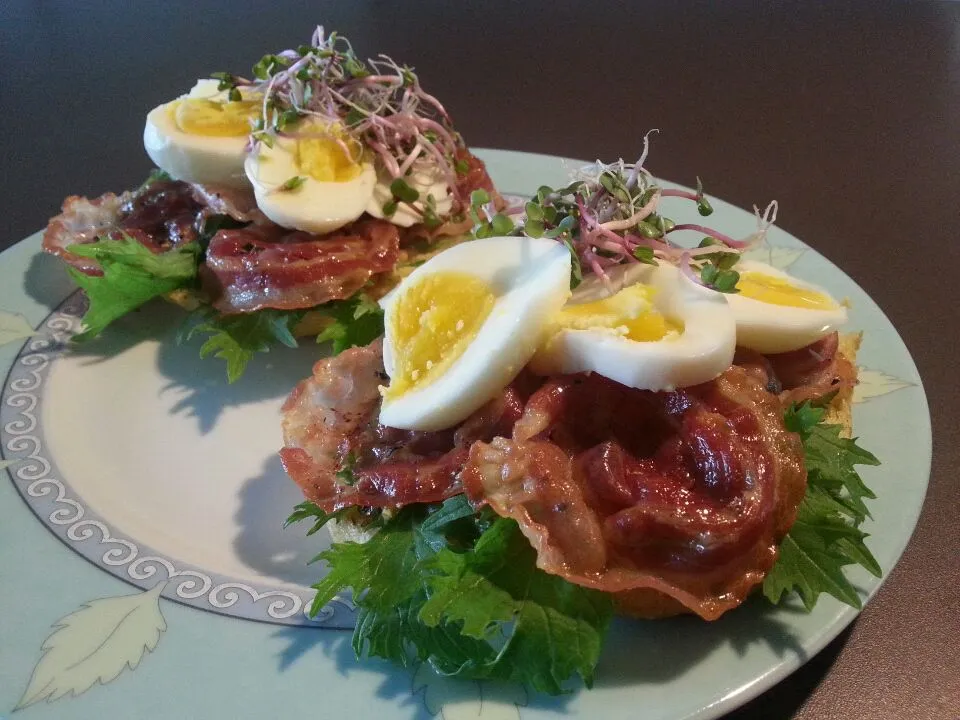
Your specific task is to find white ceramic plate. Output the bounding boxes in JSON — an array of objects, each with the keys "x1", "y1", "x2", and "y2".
[{"x1": 0, "y1": 150, "x2": 930, "y2": 720}]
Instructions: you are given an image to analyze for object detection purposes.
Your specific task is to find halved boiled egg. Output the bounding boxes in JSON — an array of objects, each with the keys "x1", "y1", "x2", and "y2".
[
  {"x1": 365, "y1": 166, "x2": 453, "y2": 227},
  {"x1": 143, "y1": 79, "x2": 260, "y2": 188},
  {"x1": 243, "y1": 121, "x2": 376, "y2": 233},
  {"x1": 727, "y1": 260, "x2": 847, "y2": 353},
  {"x1": 530, "y1": 262, "x2": 736, "y2": 391},
  {"x1": 379, "y1": 236, "x2": 571, "y2": 431}
]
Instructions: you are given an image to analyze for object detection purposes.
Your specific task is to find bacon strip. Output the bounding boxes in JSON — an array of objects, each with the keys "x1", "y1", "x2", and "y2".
[
  {"x1": 43, "y1": 193, "x2": 131, "y2": 274},
  {"x1": 204, "y1": 219, "x2": 401, "y2": 313},
  {"x1": 42, "y1": 181, "x2": 206, "y2": 275},
  {"x1": 280, "y1": 341, "x2": 808, "y2": 620},
  {"x1": 280, "y1": 341, "x2": 532, "y2": 512},
  {"x1": 767, "y1": 332, "x2": 857, "y2": 407},
  {"x1": 736, "y1": 333, "x2": 856, "y2": 408},
  {"x1": 188, "y1": 183, "x2": 269, "y2": 224},
  {"x1": 462, "y1": 368, "x2": 806, "y2": 620}
]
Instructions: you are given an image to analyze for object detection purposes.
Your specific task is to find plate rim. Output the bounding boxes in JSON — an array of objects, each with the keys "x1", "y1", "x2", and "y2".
[{"x1": 0, "y1": 147, "x2": 933, "y2": 720}]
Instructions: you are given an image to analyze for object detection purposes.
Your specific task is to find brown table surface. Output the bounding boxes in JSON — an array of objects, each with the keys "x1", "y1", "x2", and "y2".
[{"x1": 1, "y1": 2, "x2": 957, "y2": 718}]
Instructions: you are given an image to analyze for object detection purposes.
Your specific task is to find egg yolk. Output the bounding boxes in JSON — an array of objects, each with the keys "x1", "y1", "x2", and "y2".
[
  {"x1": 173, "y1": 98, "x2": 260, "y2": 137},
  {"x1": 551, "y1": 284, "x2": 681, "y2": 342},
  {"x1": 385, "y1": 271, "x2": 495, "y2": 399},
  {"x1": 297, "y1": 133, "x2": 363, "y2": 182},
  {"x1": 737, "y1": 271, "x2": 837, "y2": 310}
]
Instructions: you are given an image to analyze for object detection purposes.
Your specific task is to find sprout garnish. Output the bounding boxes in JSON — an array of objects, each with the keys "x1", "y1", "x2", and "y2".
[
  {"x1": 215, "y1": 26, "x2": 468, "y2": 216},
  {"x1": 470, "y1": 133, "x2": 778, "y2": 294}
]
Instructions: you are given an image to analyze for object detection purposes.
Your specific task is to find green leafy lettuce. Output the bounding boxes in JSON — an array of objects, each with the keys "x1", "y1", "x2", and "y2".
[
  {"x1": 764, "y1": 403, "x2": 882, "y2": 610},
  {"x1": 314, "y1": 293, "x2": 384, "y2": 355},
  {"x1": 296, "y1": 496, "x2": 613, "y2": 695},
  {"x1": 289, "y1": 404, "x2": 880, "y2": 694},
  {"x1": 179, "y1": 308, "x2": 305, "y2": 384},
  {"x1": 177, "y1": 292, "x2": 384, "y2": 383},
  {"x1": 67, "y1": 236, "x2": 200, "y2": 341},
  {"x1": 62, "y1": 167, "x2": 386, "y2": 381}
]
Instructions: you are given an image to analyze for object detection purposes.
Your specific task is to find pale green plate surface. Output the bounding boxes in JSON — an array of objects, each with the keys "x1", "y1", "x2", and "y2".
[{"x1": 0, "y1": 150, "x2": 930, "y2": 720}]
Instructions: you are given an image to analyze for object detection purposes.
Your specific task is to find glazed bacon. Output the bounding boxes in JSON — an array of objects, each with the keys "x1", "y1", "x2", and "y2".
[
  {"x1": 461, "y1": 368, "x2": 807, "y2": 621},
  {"x1": 44, "y1": 151, "x2": 498, "y2": 309},
  {"x1": 187, "y1": 183, "x2": 269, "y2": 224},
  {"x1": 204, "y1": 219, "x2": 401, "y2": 313},
  {"x1": 735, "y1": 332, "x2": 856, "y2": 408},
  {"x1": 768, "y1": 332, "x2": 857, "y2": 407},
  {"x1": 42, "y1": 180, "x2": 205, "y2": 275},
  {"x1": 279, "y1": 339, "x2": 812, "y2": 620},
  {"x1": 279, "y1": 340, "x2": 533, "y2": 511},
  {"x1": 43, "y1": 192, "x2": 131, "y2": 275}
]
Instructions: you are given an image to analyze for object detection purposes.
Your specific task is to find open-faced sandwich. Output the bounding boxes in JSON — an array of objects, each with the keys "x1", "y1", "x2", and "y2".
[
  {"x1": 281, "y1": 142, "x2": 880, "y2": 693},
  {"x1": 41, "y1": 27, "x2": 498, "y2": 380}
]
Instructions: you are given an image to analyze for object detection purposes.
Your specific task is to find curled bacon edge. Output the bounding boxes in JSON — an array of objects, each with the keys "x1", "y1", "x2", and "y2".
[
  {"x1": 41, "y1": 149, "x2": 499, "y2": 314},
  {"x1": 279, "y1": 332, "x2": 857, "y2": 621}
]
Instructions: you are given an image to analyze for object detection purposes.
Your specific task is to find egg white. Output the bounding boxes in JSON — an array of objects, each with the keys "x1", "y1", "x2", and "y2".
[
  {"x1": 530, "y1": 262, "x2": 737, "y2": 392},
  {"x1": 379, "y1": 236, "x2": 571, "y2": 431},
  {"x1": 243, "y1": 137, "x2": 377, "y2": 234},
  {"x1": 727, "y1": 260, "x2": 847, "y2": 353},
  {"x1": 365, "y1": 166, "x2": 453, "y2": 227},
  {"x1": 143, "y1": 79, "x2": 255, "y2": 189}
]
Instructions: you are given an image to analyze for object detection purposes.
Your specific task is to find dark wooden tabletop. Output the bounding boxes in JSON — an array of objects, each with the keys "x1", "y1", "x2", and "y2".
[{"x1": 2, "y1": 2, "x2": 957, "y2": 718}]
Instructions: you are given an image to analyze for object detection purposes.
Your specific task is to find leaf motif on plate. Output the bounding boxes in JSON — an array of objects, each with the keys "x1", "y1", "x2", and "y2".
[
  {"x1": 412, "y1": 664, "x2": 526, "y2": 719},
  {"x1": 15, "y1": 582, "x2": 168, "y2": 710},
  {"x1": 0, "y1": 309, "x2": 38, "y2": 348},
  {"x1": 854, "y1": 368, "x2": 915, "y2": 403},
  {"x1": 0, "y1": 458, "x2": 21, "y2": 471},
  {"x1": 742, "y1": 245, "x2": 805, "y2": 271}
]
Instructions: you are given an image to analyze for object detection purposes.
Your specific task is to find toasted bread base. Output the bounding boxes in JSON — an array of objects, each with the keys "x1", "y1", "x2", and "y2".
[{"x1": 824, "y1": 332, "x2": 861, "y2": 437}]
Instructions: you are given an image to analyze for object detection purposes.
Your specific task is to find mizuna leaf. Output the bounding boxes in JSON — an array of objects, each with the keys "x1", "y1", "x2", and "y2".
[
  {"x1": 307, "y1": 499, "x2": 612, "y2": 695},
  {"x1": 419, "y1": 518, "x2": 612, "y2": 694},
  {"x1": 180, "y1": 308, "x2": 304, "y2": 383},
  {"x1": 763, "y1": 532, "x2": 863, "y2": 611},
  {"x1": 16, "y1": 582, "x2": 168, "y2": 709},
  {"x1": 314, "y1": 294, "x2": 384, "y2": 355},
  {"x1": 67, "y1": 236, "x2": 200, "y2": 341},
  {"x1": 0, "y1": 310, "x2": 38, "y2": 347},
  {"x1": 309, "y1": 516, "x2": 421, "y2": 615},
  {"x1": 765, "y1": 406, "x2": 881, "y2": 611}
]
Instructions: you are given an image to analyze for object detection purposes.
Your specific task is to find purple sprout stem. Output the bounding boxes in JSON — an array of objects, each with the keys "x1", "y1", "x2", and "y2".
[
  {"x1": 661, "y1": 188, "x2": 699, "y2": 202},
  {"x1": 367, "y1": 139, "x2": 401, "y2": 177},
  {"x1": 679, "y1": 251, "x2": 705, "y2": 286},
  {"x1": 668, "y1": 223, "x2": 750, "y2": 249}
]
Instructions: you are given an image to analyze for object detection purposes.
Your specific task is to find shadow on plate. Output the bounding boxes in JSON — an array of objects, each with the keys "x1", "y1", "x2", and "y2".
[
  {"x1": 232, "y1": 454, "x2": 330, "y2": 590},
  {"x1": 22, "y1": 250, "x2": 73, "y2": 312},
  {"x1": 268, "y1": 596, "x2": 813, "y2": 720},
  {"x1": 63, "y1": 297, "x2": 185, "y2": 366},
  {"x1": 271, "y1": 628, "x2": 433, "y2": 720},
  {"x1": 724, "y1": 623, "x2": 855, "y2": 720},
  {"x1": 154, "y1": 313, "x2": 320, "y2": 435},
  {"x1": 595, "y1": 596, "x2": 807, "y2": 689},
  {"x1": 271, "y1": 625, "x2": 568, "y2": 719},
  {"x1": 51, "y1": 294, "x2": 322, "y2": 433}
]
